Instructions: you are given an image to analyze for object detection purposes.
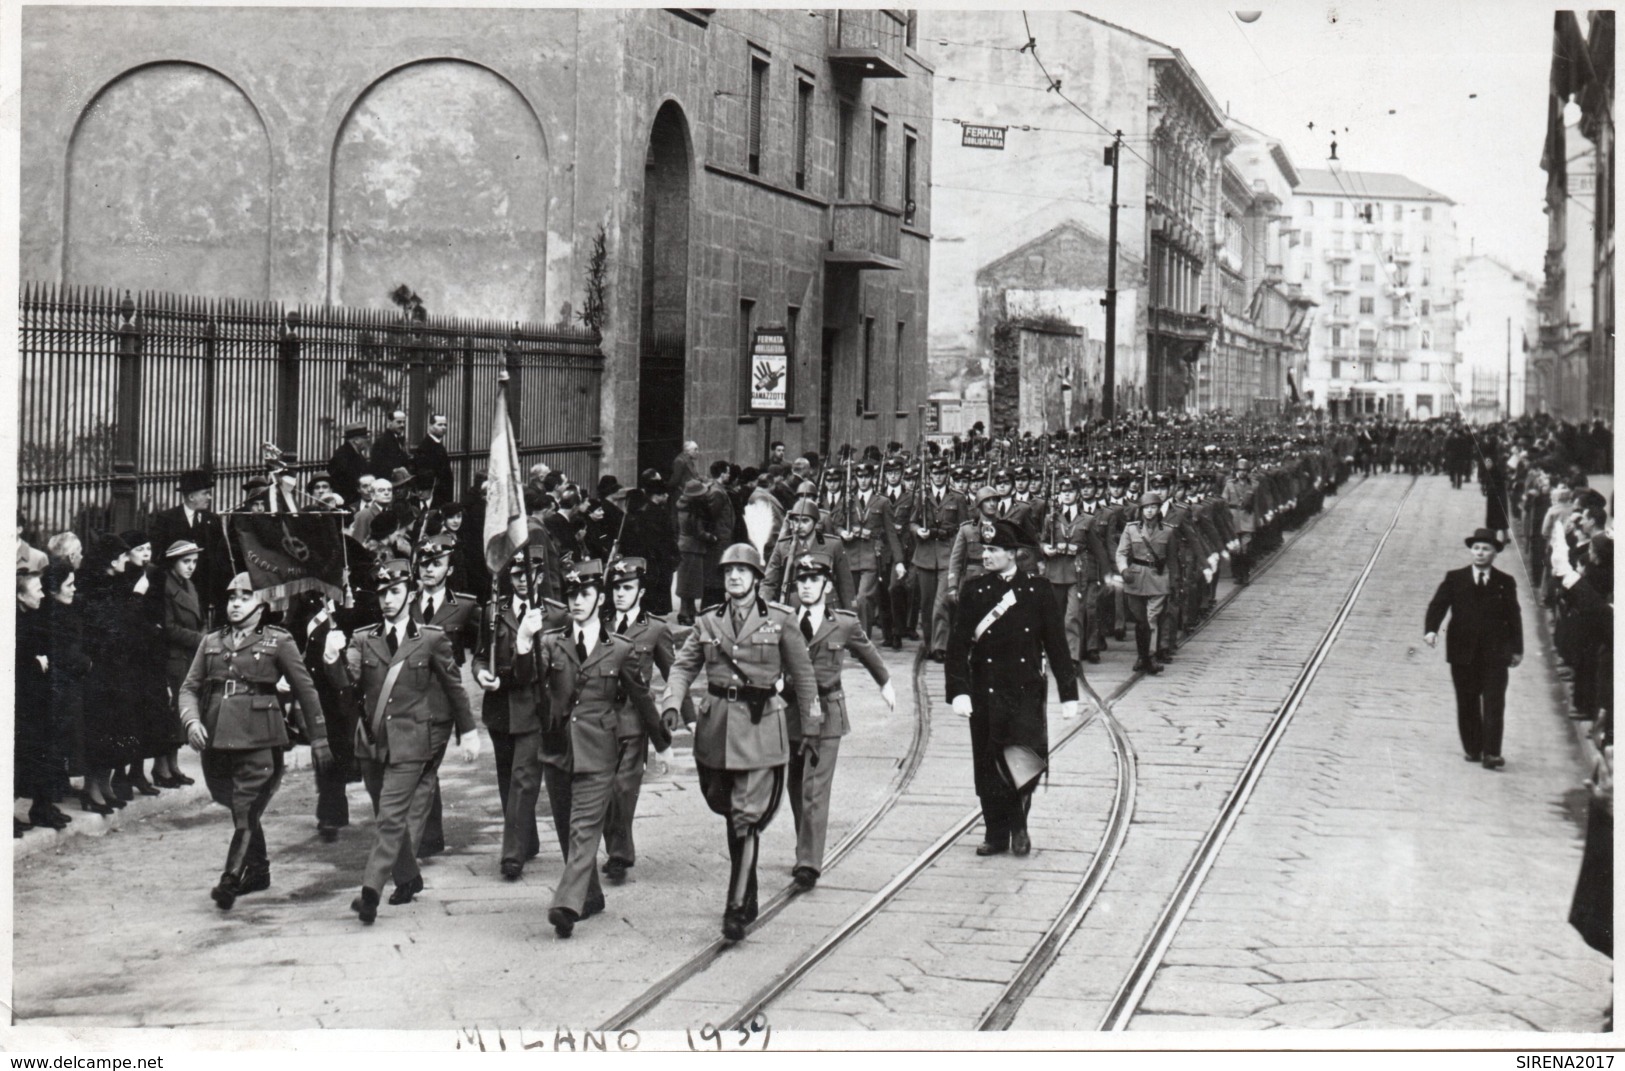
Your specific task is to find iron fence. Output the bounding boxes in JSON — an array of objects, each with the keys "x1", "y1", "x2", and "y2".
[{"x1": 19, "y1": 283, "x2": 603, "y2": 542}]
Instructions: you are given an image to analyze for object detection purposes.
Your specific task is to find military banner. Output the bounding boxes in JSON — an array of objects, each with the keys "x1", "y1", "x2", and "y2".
[{"x1": 230, "y1": 512, "x2": 348, "y2": 608}]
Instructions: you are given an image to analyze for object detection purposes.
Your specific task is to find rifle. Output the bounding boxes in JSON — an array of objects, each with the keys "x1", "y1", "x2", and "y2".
[
  {"x1": 843, "y1": 455, "x2": 855, "y2": 535},
  {"x1": 607, "y1": 491, "x2": 631, "y2": 564}
]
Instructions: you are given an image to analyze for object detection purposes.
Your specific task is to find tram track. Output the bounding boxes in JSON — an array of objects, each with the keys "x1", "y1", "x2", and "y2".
[
  {"x1": 702, "y1": 475, "x2": 1378, "y2": 1032},
  {"x1": 1096, "y1": 473, "x2": 1417, "y2": 1031}
]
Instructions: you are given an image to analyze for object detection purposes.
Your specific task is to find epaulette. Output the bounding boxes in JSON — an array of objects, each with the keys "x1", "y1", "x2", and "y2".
[
  {"x1": 647, "y1": 612, "x2": 668, "y2": 624},
  {"x1": 450, "y1": 591, "x2": 474, "y2": 603},
  {"x1": 605, "y1": 632, "x2": 633, "y2": 645},
  {"x1": 769, "y1": 601, "x2": 795, "y2": 613},
  {"x1": 262, "y1": 624, "x2": 291, "y2": 637},
  {"x1": 420, "y1": 623, "x2": 445, "y2": 632},
  {"x1": 543, "y1": 598, "x2": 566, "y2": 611},
  {"x1": 542, "y1": 625, "x2": 568, "y2": 636},
  {"x1": 355, "y1": 624, "x2": 382, "y2": 636},
  {"x1": 833, "y1": 608, "x2": 859, "y2": 619},
  {"x1": 705, "y1": 602, "x2": 726, "y2": 617}
]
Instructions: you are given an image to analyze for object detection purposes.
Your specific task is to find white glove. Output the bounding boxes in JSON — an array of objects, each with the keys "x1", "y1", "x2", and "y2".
[
  {"x1": 951, "y1": 694, "x2": 973, "y2": 718},
  {"x1": 1202, "y1": 568, "x2": 1214, "y2": 583},
  {"x1": 459, "y1": 730, "x2": 482, "y2": 764},
  {"x1": 1060, "y1": 700, "x2": 1080, "y2": 720},
  {"x1": 1106, "y1": 573, "x2": 1124, "y2": 588},
  {"x1": 518, "y1": 606, "x2": 545, "y2": 639},
  {"x1": 893, "y1": 562, "x2": 907, "y2": 580},
  {"x1": 475, "y1": 668, "x2": 500, "y2": 691},
  {"x1": 322, "y1": 629, "x2": 347, "y2": 663},
  {"x1": 1220, "y1": 550, "x2": 1231, "y2": 562},
  {"x1": 276, "y1": 676, "x2": 291, "y2": 695},
  {"x1": 879, "y1": 681, "x2": 897, "y2": 711}
]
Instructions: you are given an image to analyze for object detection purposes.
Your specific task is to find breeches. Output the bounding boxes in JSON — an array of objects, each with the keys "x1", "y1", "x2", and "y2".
[{"x1": 203, "y1": 747, "x2": 284, "y2": 876}]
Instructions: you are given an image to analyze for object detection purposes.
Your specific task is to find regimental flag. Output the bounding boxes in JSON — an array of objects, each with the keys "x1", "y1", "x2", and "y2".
[
  {"x1": 230, "y1": 512, "x2": 347, "y2": 609},
  {"x1": 484, "y1": 372, "x2": 529, "y2": 578}
]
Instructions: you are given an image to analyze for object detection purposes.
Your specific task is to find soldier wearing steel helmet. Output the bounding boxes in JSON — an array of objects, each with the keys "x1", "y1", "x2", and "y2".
[
  {"x1": 661, "y1": 543, "x2": 819, "y2": 942},
  {"x1": 1114, "y1": 491, "x2": 1174, "y2": 675},
  {"x1": 764, "y1": 498, "x2": 855, "y2": 610},
  {"x1": 178, "y1": 571, "x2": 332, "y2": 910}
]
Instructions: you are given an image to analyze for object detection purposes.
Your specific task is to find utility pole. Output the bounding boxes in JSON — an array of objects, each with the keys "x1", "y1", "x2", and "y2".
[
  {"x1": 1102, "y1": 130, "x2": 1123, "y2": 420},
  {"x1": 1505, "y1": 317, "x2": 1513, "y2": 420}
]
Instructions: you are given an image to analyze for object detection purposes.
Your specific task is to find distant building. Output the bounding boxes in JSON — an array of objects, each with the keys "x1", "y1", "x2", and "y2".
[
  {"x1": 921, "y1": 11, "x2": 1305, "y2": 431},
  {"x1": 1455, "y1": 256, "x2": 1538, "y2": 422},
  {"x1": 20, "y1": 7, "x2": 935, "y2": 478},
  {"x1": 1286, "y1": 168, "x2": 1460, "y2": 419}
]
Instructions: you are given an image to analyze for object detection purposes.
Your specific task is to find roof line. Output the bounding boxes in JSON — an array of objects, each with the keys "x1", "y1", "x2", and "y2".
[{"x1": 1070, "y1": 10, "x2": 1174, "y2": 50}]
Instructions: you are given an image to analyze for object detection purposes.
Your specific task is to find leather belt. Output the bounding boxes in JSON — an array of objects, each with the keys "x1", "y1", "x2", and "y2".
[
  {"x1": 218, "y1": 679, "x2": 277, "y2": 698},
  {"x1": 709, "y1": 682, "x2": 776, "y2": 702}
]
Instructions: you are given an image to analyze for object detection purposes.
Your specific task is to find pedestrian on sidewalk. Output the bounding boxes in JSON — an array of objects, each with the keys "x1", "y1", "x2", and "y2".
[{"x1": 1423, "y1": 528, "x2": 1524, "y2": 770}]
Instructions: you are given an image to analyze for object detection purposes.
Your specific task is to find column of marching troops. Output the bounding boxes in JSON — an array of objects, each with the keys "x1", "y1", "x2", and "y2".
[{"x1": 101, "y1": 414, "x2": 1348, "y2": 944}]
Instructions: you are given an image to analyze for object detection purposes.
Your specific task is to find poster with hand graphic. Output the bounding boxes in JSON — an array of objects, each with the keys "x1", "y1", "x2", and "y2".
[{"x1": 749, "y1": 325, "x2": 789, "y2": 414}]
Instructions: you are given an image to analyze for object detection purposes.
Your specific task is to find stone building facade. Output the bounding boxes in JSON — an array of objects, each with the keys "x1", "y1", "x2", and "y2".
[
  {"x1": 1286, "y1": 168, "x2": 1461, "y2": 420},
  {"x1": 1456, "y1": 255, "x2": 1538, "y2": 421},
  {"x1": 20, "y1": 7, "x2": 934, "y2": 479}
]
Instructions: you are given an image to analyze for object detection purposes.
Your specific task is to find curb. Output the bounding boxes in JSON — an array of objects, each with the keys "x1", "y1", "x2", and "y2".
[{"x1": 13, "y1": 745, "x2": 320, "y2": 862}]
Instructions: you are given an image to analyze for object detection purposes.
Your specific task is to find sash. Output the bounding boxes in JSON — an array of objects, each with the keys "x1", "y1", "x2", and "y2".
[
  {"x1": 369, "y1": 658, "x2": 409, "y2": 751},
  {"x1": 971, "y1": 589, "x2": 1018, "y2": 643}
]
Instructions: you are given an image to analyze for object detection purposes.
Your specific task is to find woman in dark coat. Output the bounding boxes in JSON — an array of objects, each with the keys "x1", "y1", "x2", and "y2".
[
  {"x1": 16, "y1": 548, "x2": 61, "y2": 834},
  {"x1": 619, "y1": 478, "x2": 679, "y2": 616},
  {"x1": 110, "y1": 531, "x2": 171, "y2": 798},
  {"x1": 43, "y1": 558, "x2": 91, "y2": 807},
  {"x1": 673, "y1": 480, "x2": 712, "y2": 623},
  {"x1": 76, "y1": 534, "x2": 144, "y2": 813},
  {"x1": 155, "y1": 539, "x2": 206, "y2": 787}
]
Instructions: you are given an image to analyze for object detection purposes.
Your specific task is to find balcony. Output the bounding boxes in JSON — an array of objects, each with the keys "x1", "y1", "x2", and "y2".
[
  {"x1": 826, "y1": 9, "x2": 908, "y2": 79},
  {"x1": 1149, "y1": 306, "x2": 1215, "y2": 340},
  {"x1": 1389, "y1": 249, "x2": 1414, "y2": 264},
  {"x1": 1384, "y1": 311, "x2": 1417, "y2": 328},
  {"x1": 826, "y1": 200, "x2": 903, "y2": 270},
  {"x1": 1323, "y1": 247, "x2": 1354, "y2": 263},
  {"x1": 1324, "y1": 278, "x2": 1354, "y2": 294}
]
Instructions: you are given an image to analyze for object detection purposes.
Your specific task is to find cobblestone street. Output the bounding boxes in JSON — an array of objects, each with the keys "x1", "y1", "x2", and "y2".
[{"x1": 12, "y1": 475, "x2": 1611, "y2": 1038}]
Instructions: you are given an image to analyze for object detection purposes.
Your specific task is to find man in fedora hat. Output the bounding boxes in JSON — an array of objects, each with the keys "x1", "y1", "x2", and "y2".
[
  {"x1": 150, "y1": 468, "x2": 222, "y2": 622},
  {"x1": 328, "y1": 423, "x2": 373, "y2": 506},
  {"x1": 946, "y1": 518, "x2": 1078, "y2": 858},
  {"x1": 1424, "y1": 528, "x2": 1524, "y2": 770}
]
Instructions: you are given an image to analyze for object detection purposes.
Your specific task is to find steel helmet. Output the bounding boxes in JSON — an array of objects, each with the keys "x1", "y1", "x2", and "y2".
[{"x1": 719, "y1": 543, "x2": 765, "y2": 575}]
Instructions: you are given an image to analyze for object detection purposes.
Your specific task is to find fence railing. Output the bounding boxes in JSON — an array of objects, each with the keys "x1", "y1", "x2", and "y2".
[{"x1": 19, "y1": 283, "x2": 603, "y2": 542}]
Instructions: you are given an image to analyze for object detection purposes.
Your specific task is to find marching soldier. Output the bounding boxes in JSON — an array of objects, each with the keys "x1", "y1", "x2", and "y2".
[
  {"x1": 783, "y1": 551, "x2": 895, "y2": 890},
  {"x1": 1039, "y1": 475, "x2": 1084, "y2": 666},
  {"x1": 600, "y1": 556, "x2": 690, "y2": 885},
  {"x1": 879, "y1": 458, "x2": 913, "y2": 648},
  {"x1": 661, "y1": 543, "x2": 819, "y2": 942},
  {"x1": 1115, "y1": 492, "x2": 1173, "y2": 675},
  {"x1": 179, "y1": 572, "x2": 332, "y2": 910},
  {"x1": 472, "y1": 547, "x2": 564, "y2": 879},
  {"x1": 409, "y1": 533, "x2": 481, "y2": 859},
  {"x1": 1223, "y1": 457, "x2": 1259, "y2": 585},
  {"x1": 829, "y1": 462, "x2": 907, "y2": 644},
  {"x1": 945, "y1": 519, "x2": 1079, "y2": 857},
  {"x1": 535, "y1": 560, "x2": 670, "y2": 938},
  {"x1": 946, "y1": 487, "x2": 1002, "y2": 609},
  {"x1": 323, "y1": 560, "x2": 480, "y2": 925},
  {"x1": 764, "y1": 499, "x2": 855, "y2": 610},
  {"x1": 913, "y1": 460, "x2": 966, "y2": 662}
]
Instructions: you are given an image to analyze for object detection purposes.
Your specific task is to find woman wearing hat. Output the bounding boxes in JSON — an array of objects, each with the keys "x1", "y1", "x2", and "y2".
[
  {"x1": 16, "y1": 546, "x2": 61, "y2": 834},
  {"x1": 1423, "y1": 528, "x2": 1524, "y2": 769},
  {"x1": 674, "y1": 478, "x2": 713, "y2": 624},
  {"x1": 618, "y1": 475, "x2": 678, "y2": 616},
  {"x1": 76, "y1": 534, "x2": 143, "y2": 813},
  {"x1": 111, "y1": 531, "x2": 172, "y2": 799},
  {"x1": 155, "y1": 540, "x2": 207, "y2": 788}
]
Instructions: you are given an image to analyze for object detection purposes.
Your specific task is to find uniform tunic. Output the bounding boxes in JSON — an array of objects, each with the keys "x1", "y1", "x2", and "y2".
[{"x1": 945, "y1": 568, "x2": 1078, "y2": 841}]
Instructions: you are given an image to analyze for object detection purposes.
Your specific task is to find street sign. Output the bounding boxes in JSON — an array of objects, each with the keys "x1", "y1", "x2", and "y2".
[
  {"x1": 748, "y1": 325, "x2": 789, "y2": 414},
  {"x1": 960, "y1": 124, "x2": 1006, "y2": 150}
]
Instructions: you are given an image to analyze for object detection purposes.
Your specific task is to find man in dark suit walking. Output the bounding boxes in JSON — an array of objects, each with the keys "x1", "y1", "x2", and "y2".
[{"x1": 1424, "y1": 527, "x2": 1524, "y2": 770}]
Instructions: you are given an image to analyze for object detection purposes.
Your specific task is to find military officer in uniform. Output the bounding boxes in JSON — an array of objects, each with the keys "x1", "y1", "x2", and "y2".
[
  {"x1": 945, "y1": 520, "x2": 1079, "y2": 857},
  {"x1": 783, "y1": 551, "x2": 895, "y2": 890},
  {"x1": 179, "y1": 572, "x2": 332, "y2": 909},
  {"x1": 1039, "y1": 475, "x2": 1084, "y2": 664},
  {"x1": 945, "y1": 486, "x2": 1003, "y2": 611},
  {"x1": 829, "y1": 462, "x2": 906, "y2": 643},
  {"x1": 662, "y1": 544, "x2": 819, "y2": 941},
  {"x1": 323, "y1": 560, "x2": 480, "y2": 924},
  {"x1": 1223, "y1": 457, "x2": 1259, "y2": 585},
  {"x1": 408, "y1": 533, "x2": 480, "y2": 858},
  {"x1": 600, "y1": 556, "x2": 690, "y2": 884},
  {"x1": 1115, "y1": 491, "x2": 1173, "y2": 675},
  {"x1": 534, "y1": 560, "x2": 670, "y2": 938},
  {"x1": 473, "y1": 547, "x2": 562, "y2": 878},
  {"x1": 912, "y1": 460, "x2": 965, "y2": 661},
  {"x1": 764, "y1": 498, "x2": 854, "y2": 609}
]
